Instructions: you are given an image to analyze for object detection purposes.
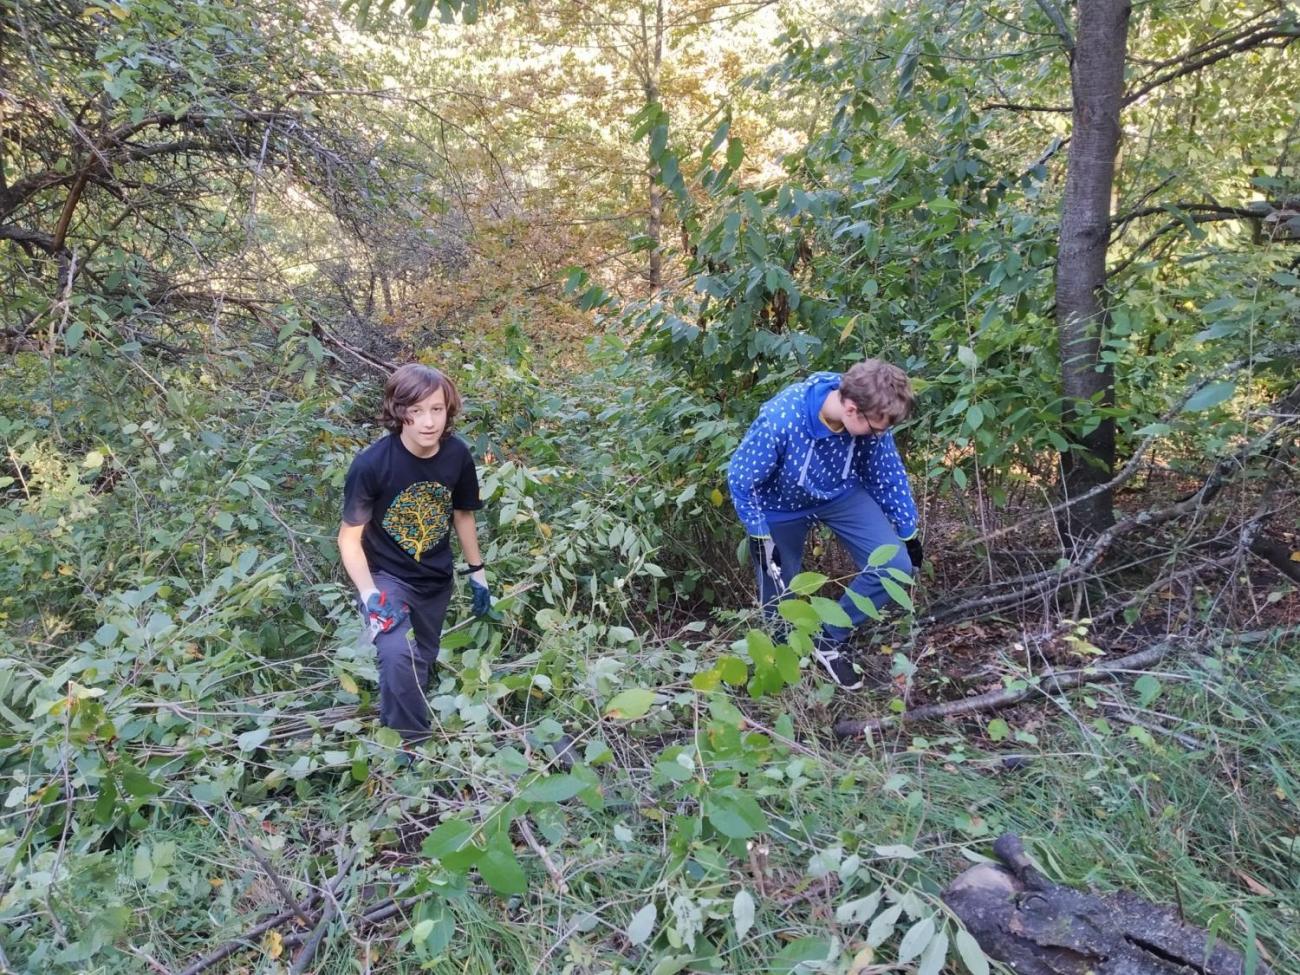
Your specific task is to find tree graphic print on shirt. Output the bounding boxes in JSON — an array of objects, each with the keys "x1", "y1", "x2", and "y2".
[{"x1": 382, "y1": 481, "x2": 453, "y2": 561}]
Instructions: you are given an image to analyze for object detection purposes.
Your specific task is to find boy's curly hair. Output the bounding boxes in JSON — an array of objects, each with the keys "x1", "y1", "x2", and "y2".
[
  {"x1": 839, "y1": 359, "x2": 914, "y2": 425},
  {"x1": 381, "y1": 363, "x2": 462, "y2": 438}
]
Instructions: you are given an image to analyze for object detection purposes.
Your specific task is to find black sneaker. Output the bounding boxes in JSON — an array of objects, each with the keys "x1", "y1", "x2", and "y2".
[{"x1": 811, "y1": 637, "x2": 863, "y2": 690}]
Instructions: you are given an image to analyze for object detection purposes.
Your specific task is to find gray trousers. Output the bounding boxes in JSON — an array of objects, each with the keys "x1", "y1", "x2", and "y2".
[{"x1": 368, "y1": 570, "x2": 452, "y2": 743}]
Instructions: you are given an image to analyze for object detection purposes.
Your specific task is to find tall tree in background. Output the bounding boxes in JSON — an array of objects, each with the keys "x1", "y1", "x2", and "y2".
[{"x1": 1052, "y1": 0, "x2": 1130, "y2": 540}]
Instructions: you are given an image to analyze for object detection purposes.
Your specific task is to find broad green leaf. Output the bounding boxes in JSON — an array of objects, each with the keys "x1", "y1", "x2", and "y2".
[
  {"x1": 237, "y1": 727, "x2": 270, "y2": 751},
  {"x1": 788, "y1": 571, "x2": 828, "y2": 595},
  {"x1": 986, "y1": 718, "x2": 1009, "y2": 741},
  {"x1": 1183, "y1": 381, "x2": 1235, "y2": 412},
  {"x1": 777, "y1": 598, "x2": 821, "y2": 629},
  {"x1": 767, "y1": 936, "x2": 832, "y2": 973},
  {"x1": 898, "y1": 916, "x2": 935, "y2": 963},
  {"x1": 880, "y1": 578, "x2": 913, "y2": 612},
  {"x1": 627, "y1": 901, "x2": 657, "y2": 946},
  {"x1": 955, "y1": 929, "x2": 990, "y2": 975},
  {"x1": 718, "y1": 656, "x2": 749, "y2": 686},
  {"x1": 867, "y1": 903, "x2": 903, "y2": 947},
  {"x1": 918, "y1": 930, "x2": 949, "y2": 975},
  {"x1": 835, "y1": 889, "x2": 882, "y2": 924},
  {"x1": 478, "y1": 845, "x2": 527, "y2": 895},
  {"x1": 810, "y1": 596, "x2": 852, "y2": 627},
  {"x1": 868, "y1": 543, "x2": 899, "y2": 567},
  {"x1": 605, "y1": 688, "x2": 655, "y2": 720},
  {"x1": 1133, "y1": 674, "x2": 1161, "y2": 706},
  {"x1": 521, "y1": 774, "x2": 584, "y2": 804},
  {"x1": 421, "y1": 819, "x2": 476, "y2": 860},
  {"x1": 121, "y1": 765, "x2": 161, "y2": 799}
]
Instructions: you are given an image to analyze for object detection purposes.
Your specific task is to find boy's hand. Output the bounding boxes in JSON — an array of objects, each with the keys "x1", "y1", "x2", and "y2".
[
  {"x1": 363, "y1": 589, "x2": 408, "y2": 635},
  {"x1": 905, "y1": 537, "x2": 924, "y2": 571},
  {"x1": 460, "y1": 563, "x2": 497, "y2": 618},
  {"x1": 748, "y1": 536, "x2": 784, "y2": 586}
]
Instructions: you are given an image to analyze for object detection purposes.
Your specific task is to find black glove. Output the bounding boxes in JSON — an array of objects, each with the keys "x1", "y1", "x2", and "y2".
[{"x1": 905, "y1": 536, "x2": 924, "y2": 571}]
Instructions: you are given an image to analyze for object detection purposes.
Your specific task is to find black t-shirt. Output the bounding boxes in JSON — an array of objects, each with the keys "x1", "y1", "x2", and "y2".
[{"x1": 342, "y1": 433, "x2": 483, "y2": 594}]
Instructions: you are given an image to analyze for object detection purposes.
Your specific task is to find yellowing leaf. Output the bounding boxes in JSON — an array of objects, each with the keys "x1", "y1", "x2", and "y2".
[
  {"x1": 847, "y1": 945, "x2": 875, "y2": 975},
  {"x1": 265, "y1": 930, "x2": 283, "y2": 959},
  {"x1": 710, "y1": 487, "x2": 724, "y2": 507},
  {"x1": 339, "y1": 673, "x2": 359, "y2": 695},
  {"x1": 1290, "y1": 550, "x2": 1300, "y2": 562},
  {"x1": 83, "y1": 450, "x2": 104, "y2": 469},
  {"x1": 604, "y1": 688, "x2": 655, "y2": 720}
]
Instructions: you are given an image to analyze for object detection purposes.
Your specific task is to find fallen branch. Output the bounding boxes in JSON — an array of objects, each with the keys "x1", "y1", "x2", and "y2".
[{"x1": 833, "y1": 629, "x2": 1291, "y2": 740}]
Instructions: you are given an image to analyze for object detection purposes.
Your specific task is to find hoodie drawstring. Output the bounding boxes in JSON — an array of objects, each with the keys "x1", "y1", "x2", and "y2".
[
  {"x1": 842, "y1": 439, "x2": 855, "y2": 480},
  {"x1": 797, "y1": 444, "x2": 814, "y2": 488}
]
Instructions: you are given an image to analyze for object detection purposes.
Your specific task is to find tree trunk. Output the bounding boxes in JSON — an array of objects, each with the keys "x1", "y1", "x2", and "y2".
[
  {"x1": 643, "y1": 0, "x2": 665, "y2": 293},
  {"x1": 1055, "y1": 0, "x2": 1130, "y2": 540}
]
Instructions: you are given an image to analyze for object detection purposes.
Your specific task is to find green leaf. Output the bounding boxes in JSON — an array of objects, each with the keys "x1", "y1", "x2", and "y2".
[
  {"x1": 918, "y1": 930, "x2": 949, "y2": 975},
  {"x1": 1133, "y1": 674, "x2": 1162, "y2": 706},
  {"x1": 412, "y1": 919, "x2": 434, "y2": 943},
  {"x1": 767, "y1": 936, "x2": 832, "y2": 973},
  {"x1": 867, "y1": 903, "x2": 903, "y2": 947},
  {"x1": 1183, "y1": 381, "x2": 1235, "y2": 412},
  {"x1": 237, "y1": 727, "x2": 270, "y2": 751},
  {"x1": 880, "y1": 577, "x2": 913, "y2": 612},
  {"x1": 898, "y1": 916, "x2": 935, "y2": 964},
  {"x1": 788, "y1": 571, "x2": 828, "y2": 595},
  {"x1": 987, "y1": 718, "x2": 1010, "y2": 741},
  {"x1": 605, "y1": 688, "x2": 655, "y2": 720},
  {"x1": 478, "y1": 845, "x2": 527, "y2": 896},
  {"x1": 121, "y1": 764, "x2": 161, "y2": 799},
  {"x1": 734, "y1": 889, "x2": 756, "y2": 939},
  {"x1": 835, "y1": 890, "x2": 882, "y2": 924},
  {"x1": 726, "y1": 137, "x2": 745, "y2": 170},
  {"x1": 705, "y1": 793, "x2": 766, "y2": 839},
  {"x1": 809, "y1": 596, "x2": 852, "y2": 628},
  {"x1": 627, "y1": 901, "x2": 657, "y2": 946},
  {"x1": 521, "y1": 774, "x2": 584, "y2": 804},
  {"x1": 777, "y1": 598, "x2": 820, "y2": 629},
  {"x1": 718, "y1": 656, "x2": 749, "y2": 686},
  {"x1": 955, "y1": 929, "x2": 990, "y2": 975},
  {"x1": 774, "y1": 643, "x2": 800, "y2": 684},
  {"x1": 868, "y1": 543, "x2": 900, "y2": 567},
  {"x1": 957, "y1": 345, "x2": 978, "y2": 369},
  {"x1": 421, "y1": 819, "x2": 476, "y2": 860}
]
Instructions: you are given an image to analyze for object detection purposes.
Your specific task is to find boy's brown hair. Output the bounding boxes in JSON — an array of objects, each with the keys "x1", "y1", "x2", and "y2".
[
  {"x1": 381, "y1": 363, "x2": 462, "y2": 438},
  {"x1": 839, "y1": 359, "x2": 914, "y2": 425}
]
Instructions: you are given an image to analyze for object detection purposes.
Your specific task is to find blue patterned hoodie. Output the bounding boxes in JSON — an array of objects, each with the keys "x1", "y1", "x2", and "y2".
[{"x1": 727, "y1": 371, "x2": 919, "y2": 540}]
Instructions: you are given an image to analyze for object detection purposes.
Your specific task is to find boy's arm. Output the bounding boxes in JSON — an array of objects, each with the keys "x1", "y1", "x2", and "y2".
[
  {"x1": 337, "y1": 522, "x2": 378, "y2": 599},
  {"x1": 727, "y1": 414, "x2": 783, "y2": 538},
  {"x1": 860, "y1": 431, "x2": 919, "y2": 541},
  {"x1": 453, "y1": 509, "x2": 485, "y2": 584}
]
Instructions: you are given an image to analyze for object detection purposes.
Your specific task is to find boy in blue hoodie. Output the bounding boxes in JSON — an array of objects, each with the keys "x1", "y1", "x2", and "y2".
[{"x1": 727, "y1": 359, "x2": 923, "y2": 689}]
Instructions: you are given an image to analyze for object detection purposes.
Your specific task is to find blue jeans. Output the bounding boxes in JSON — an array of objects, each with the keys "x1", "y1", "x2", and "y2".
[
  {"x1": 758, "y1": 488, "x2": 913, "y2": 643},
  {"x1": 368, "y1": 570, "x2": 452, "y2": 743}
]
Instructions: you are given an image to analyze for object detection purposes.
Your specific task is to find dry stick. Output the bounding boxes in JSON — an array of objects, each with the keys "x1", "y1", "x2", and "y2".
[
  {"x1": 517, "y1": 817, "x2": 568, "y2": 893},
  {"x1": 965, "y1": 357, "x2": 1300, "y2": 551},
  {"x1": 833, "y1": 628, "x2": 1292, "y2": 740},
  {"x1": 177, "y1": 854, "x2": 357, "y2": 975}
]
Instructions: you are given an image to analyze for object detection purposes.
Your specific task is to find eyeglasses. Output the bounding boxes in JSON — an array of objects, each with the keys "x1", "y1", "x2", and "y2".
[{"x1": 865, "y1": 418, "x2": 891, "y2": 436}]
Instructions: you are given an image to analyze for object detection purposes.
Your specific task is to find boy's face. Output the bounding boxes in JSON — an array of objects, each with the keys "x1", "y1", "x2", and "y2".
[
  {"x1": 842, "y1": 399, "x2": 891, "y2": 438},
  {"x1": 403, "y1": 386, "x2": 447, "y2": 448}
]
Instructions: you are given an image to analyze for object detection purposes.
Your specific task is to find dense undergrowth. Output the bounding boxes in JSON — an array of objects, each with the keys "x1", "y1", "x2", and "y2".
[{"x1": 2, "y1": 338, "x2": 1297, "y2": 974}]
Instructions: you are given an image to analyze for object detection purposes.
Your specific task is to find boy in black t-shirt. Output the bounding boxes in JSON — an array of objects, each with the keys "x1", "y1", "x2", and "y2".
[{"x1": 338, "y1": 363, "x2": 493, "y2": 743}]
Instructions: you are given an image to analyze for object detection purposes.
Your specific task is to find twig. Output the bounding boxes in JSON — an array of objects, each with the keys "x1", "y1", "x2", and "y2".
[
  {"x1": 289, "y1": 893, "x2": 337, "y2": 975},
  {"x1": 517, "y1": 817, "x2": 568, "y2": 893},
  {"x1": 833, "y1": 629, "x2": 1291, "y2": 739}
]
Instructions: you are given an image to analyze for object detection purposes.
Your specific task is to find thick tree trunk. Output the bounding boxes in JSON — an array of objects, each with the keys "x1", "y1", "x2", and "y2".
[{"x1": 1055, "y1": 0, "x2": 1130, "y2": 540}]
